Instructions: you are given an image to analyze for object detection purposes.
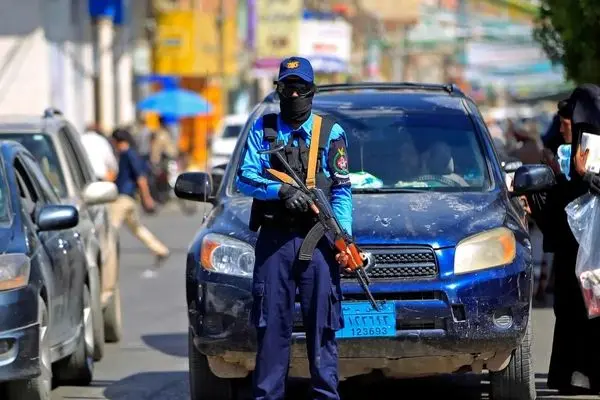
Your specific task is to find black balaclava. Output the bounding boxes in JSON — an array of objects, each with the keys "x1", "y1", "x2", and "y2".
[{"x1": 280, "y1": 93, "x2": 313, "y2": 128}]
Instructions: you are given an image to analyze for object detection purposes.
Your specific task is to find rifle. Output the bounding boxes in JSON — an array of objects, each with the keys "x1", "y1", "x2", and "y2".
[{"x1": 258, "y1": 145, "x2": 380, "y2": 311}]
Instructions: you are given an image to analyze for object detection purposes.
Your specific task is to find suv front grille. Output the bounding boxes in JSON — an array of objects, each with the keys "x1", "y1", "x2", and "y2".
[{"x1": 342, "y1": 246, "x2": 438, "y2": 280}]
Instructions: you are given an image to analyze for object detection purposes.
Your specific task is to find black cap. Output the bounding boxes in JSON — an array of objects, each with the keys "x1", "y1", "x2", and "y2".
[
  {"x1": 557, "y1": 99, "x2": 572, "y2": 119},
  {"x1": 112, "y1": 128, "x2": 134, "y2": 144}
]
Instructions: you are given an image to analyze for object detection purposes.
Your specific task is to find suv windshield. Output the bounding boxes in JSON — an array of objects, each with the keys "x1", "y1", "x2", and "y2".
[
  {"x1": 230, "y1": 101, "x2": 492, "y2": 194},
  {"x1": 332, "y1": 111, "x2": 491, "y2": 192},
  {"x1": 1, "y1": 133, "x2": 67, "y2": 198}
]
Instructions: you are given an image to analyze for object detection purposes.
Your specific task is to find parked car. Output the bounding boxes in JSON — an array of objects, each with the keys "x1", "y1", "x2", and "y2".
[
  {"x1": 0, "y1": 141, "x2": 96, "y2": 400},
  {"x1": 176, "y1": 83, "x2": 556, "y2": 400},
  {"x1": 209, "y1": 113, "x2": 249, "y2": 169},
  {"x1": 0, "y1": 109, "x2": 122, "y2": 362}
]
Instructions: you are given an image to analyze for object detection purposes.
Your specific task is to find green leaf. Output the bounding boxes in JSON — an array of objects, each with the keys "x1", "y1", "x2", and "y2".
[{"x1": 533, "y1": 0, "x2": 600, "y2": 83}]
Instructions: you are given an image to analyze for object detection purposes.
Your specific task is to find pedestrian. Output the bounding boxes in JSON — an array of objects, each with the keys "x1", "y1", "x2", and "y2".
[
  {"x1": 540, "y1": 84, "x2": 600, "y2": 395},
  {"x1": 110, "y1": 128, "x2": 170, "y2": 266},
  {"x1": 81, "y1": 123, "x2": 119, "y2": 182},
  {"x1": 235, "y1": 57, "x2": 353, "y2": 400},
  {"x1": 151, "y1": 116, "x2": 179, "y2": 166}
]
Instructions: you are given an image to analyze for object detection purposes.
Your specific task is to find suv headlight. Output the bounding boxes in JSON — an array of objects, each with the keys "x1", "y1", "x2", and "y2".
[
  {"x1": 200, "y1": 233, "x2": 255, "y2": 278},
  {"x1": 454, "y1": 227, "x2": 516, "y2": 275},
  {"x1": 0, "y1": 254, "x2": 31, "y2": 291}
]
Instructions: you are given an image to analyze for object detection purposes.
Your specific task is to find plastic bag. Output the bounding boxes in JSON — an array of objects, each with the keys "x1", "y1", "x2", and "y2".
[{"x1": 566, "y1": 193, "x2": 600, "y2": 318}]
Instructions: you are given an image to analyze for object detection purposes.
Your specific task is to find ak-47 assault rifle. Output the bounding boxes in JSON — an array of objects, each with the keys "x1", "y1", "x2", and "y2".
[{"x1": 259, "y1": 145, "x2": 379, "y2": 311}]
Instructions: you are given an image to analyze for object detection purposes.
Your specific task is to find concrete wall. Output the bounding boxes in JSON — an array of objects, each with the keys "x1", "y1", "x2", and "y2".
[
  {"x1": 0, "y1": 0, "x2": 143, "y2": 133},
  {"x1": 0, "y1": 0, "x2": 95, "y2": 133}
]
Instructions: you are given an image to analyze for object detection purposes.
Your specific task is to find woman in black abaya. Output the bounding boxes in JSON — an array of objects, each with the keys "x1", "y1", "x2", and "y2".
[{"x1": 545, "y1": 83, "x2": 600, "y2": 394}]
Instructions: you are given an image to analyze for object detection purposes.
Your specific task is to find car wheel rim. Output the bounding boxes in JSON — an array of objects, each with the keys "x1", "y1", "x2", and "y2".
[
  {"x1": 40, "y1": 304, "x2": 51, "y2": 395},
  {"x1": 83, "y1": 287, "x2": 94, "y2": 357}
]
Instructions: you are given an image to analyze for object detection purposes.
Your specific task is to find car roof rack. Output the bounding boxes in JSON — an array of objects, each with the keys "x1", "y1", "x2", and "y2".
[
  {"x1": 43, "y1": 107, "x2": 63, "y2": 118},
  {"x1": 262, "y1": 82, "x2": 465, "y2": 103},
  {"x1": 316, "y1": 82, "x2": 463, "y2": 95}
]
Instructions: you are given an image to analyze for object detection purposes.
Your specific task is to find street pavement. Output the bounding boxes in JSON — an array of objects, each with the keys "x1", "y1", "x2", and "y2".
[{"x1": 51, "y1": 205, "x2": 590, "y2": 400}]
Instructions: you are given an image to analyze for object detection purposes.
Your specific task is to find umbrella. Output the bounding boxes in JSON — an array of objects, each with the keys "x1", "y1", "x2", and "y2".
[{"x1": 137, "y1": 88, "x2": 213, "y2": 118}]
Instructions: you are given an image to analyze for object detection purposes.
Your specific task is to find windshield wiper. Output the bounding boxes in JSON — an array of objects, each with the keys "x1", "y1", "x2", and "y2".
[{"x1": 352, "y1": 187, "x2": 430, "y2": 193}]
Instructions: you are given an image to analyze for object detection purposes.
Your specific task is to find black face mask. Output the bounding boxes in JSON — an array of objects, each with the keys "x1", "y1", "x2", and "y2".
[{"x1": 280, "y1": 95, "x2": 313, "y2": 127}]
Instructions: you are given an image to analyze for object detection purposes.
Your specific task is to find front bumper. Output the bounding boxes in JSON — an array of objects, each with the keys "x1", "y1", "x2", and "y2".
[
  {"x1": 189, "y1": 264, "x2": 532, "y2": 362},
  {"x1": 0, "y1": 285, "x2": 41, "y2": 382}
]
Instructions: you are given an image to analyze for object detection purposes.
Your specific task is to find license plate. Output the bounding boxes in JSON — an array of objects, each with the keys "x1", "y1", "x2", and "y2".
[{"x1": 336, "y1": 301, "x2": 396, "y2": 339}]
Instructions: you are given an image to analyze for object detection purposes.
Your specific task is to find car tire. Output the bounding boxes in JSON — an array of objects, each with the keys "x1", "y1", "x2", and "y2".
[
  {"x1": 53, "y1": 283, "x2": 94, "y2": 386},
  {"x1": 5, "y1": 296, "x2": 52, "y2": 400},
  {"x1": 103, "y1": 283, "x2": 123, "y2": 343},
  {"x1": 188, "y1": 329, "x2": 236, "y2": 400},
  {"x1": 90, "y1": 266, "x2": 105, "y2": 361},
  {"x1": 489, "y1": 316, "x2": 536, "y2": 400}
]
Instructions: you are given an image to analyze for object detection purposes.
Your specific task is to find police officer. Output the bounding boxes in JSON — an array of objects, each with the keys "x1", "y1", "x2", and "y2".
[{"x1": 236, "y1": 57, "x2": 353, "y2": 400}]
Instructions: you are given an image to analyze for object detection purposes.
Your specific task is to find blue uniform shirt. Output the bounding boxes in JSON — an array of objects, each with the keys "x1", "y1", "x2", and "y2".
[
  {"x1": 115, "y1": 148, "x2": 146, "y2": 198},
  {"x1": 236, "y1": 112, "x2": 353, "y2": 236}
]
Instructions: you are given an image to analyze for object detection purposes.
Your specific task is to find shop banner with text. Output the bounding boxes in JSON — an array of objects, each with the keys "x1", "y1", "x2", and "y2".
[{"x1": 298, "y1": 18, "x2": 352, "y2": 73}]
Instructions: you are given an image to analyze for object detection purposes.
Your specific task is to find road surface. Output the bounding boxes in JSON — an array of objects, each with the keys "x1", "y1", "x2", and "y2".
[{"x1": 50, "y1": 206, "x2": 588, "y2": 399}]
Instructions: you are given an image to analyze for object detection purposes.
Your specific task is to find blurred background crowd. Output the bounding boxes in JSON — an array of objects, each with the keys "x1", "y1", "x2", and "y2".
[{"x1": 0, "y1": 0, "x2": 586, "y2": 171}]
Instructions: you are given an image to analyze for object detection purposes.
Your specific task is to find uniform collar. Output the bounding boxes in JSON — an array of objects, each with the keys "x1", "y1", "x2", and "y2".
[{"x1": 277, "y1": 113, "x2": 314, "y2": 138}]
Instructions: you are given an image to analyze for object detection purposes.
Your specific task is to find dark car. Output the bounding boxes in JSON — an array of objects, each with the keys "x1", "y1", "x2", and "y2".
[
  {"x1": 0, "y1": 141, "x2": 96, "y2": 400},
  {"x1": 176, "y1": 83, "x2": 555, "y2": 400},
  {"x1": 0, "y1": 109, "x2": 122, "y2": 362}
]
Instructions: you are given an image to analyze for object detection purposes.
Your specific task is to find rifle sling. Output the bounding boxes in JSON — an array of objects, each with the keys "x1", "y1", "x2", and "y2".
[{"x1": 306, "y1": 115, "x2": 323, "y2": 189}]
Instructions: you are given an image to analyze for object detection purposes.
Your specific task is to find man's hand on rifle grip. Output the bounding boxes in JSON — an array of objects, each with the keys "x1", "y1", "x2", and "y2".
[
  {"x1": 336, "y1": 248, "x2": 364, "y2": 273},
  {"x1": 278, "y1": 183, "x2": 312, "y2": 212}
]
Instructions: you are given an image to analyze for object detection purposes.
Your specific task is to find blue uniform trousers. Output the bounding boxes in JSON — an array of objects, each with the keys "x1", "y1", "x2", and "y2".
[{"x1": 250, "y1": 227, "x2": 344, "y2": 400}]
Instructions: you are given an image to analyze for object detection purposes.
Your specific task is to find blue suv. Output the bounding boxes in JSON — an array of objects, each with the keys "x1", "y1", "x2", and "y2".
[{"x1": 176, "y1": 83, "x2": 555, "y2": 400}]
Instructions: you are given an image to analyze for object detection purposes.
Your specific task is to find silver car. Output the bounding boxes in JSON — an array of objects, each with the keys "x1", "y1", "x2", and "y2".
[{"x1": 0, "y1": 109, "x2": 122, "y2": 361}]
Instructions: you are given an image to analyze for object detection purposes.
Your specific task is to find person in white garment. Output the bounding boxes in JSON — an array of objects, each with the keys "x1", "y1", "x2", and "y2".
[{"x1": 81, "y1": 123, "x2": 119, "y2": 181}]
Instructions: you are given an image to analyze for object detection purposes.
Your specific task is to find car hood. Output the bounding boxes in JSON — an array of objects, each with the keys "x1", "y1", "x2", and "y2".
[
  {"x1": 214, "y1": 192, "x2": 508, "y2": 249},
  {"x1": 351, "y1": 192, "x2": 507, "y2": 248}
]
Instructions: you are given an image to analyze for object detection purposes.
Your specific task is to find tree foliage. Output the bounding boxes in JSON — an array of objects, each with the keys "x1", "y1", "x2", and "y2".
[{"x1": 533, "y1": 0, "x2": 600, "y2": 84}]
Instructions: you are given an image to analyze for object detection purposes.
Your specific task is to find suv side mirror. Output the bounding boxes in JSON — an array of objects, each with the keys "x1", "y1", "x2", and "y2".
[
  {"x1": 37, "y1": 205, "x2": 79, "y2": 231},
  {"x1": 82, "y1": 181, "x2": 118, "y2": 205},
  {"x1": 174, "y1": 172, "x2": 213, "y2": 203},
  {"x1": 511, "y1": 164, "x2": 556, "y2": 196}
]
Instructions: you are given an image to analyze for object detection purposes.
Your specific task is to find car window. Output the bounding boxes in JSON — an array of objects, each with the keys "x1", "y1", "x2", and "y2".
[
  {"x1": 14, "y1": 158, "x2": 41, "y2": 205},
  {"x1": 222, "y1": 124, "x2": 243, "y2": 139},
  {"x1": 231, "y1": 103, "x2": 491, "y2": 193},
  {"x1": 65, "y1": 126, "x2": 95, "y2": 184},
  {"x1": 14, "y1": 169, "x2": 37, "y2": 224},
  {"x1": 1, "y1": 133, "x2": 67, "y2": 198},
  {"x1": 58, "y1": 128, "x2": 86, "y2": 190},
  {"x1": 21, "y1": 153, "x2": 60, "y2": 204}
]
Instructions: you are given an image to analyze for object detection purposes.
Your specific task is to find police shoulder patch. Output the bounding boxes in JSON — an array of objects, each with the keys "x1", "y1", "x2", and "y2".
[{"x1": 333, "y1": 147, "x2": 349, "y2": 174}]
